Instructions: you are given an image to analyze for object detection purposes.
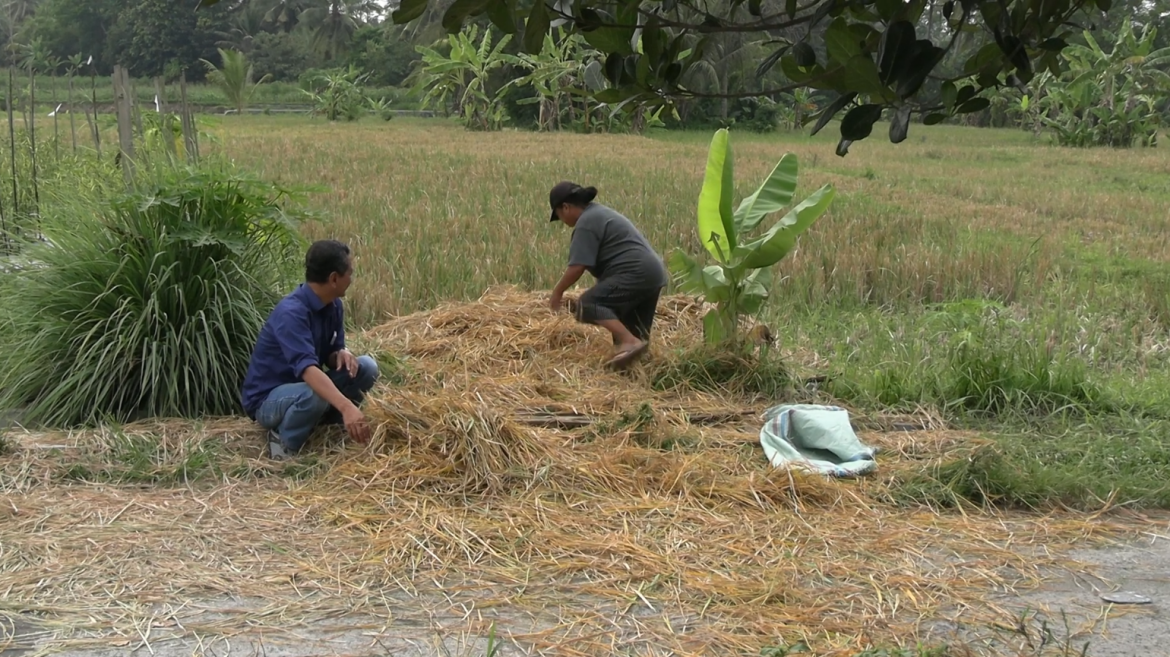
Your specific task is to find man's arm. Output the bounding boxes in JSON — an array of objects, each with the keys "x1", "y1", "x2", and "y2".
[{"x1": 552, "y1": 265, "x2": 587, "y2": 300}]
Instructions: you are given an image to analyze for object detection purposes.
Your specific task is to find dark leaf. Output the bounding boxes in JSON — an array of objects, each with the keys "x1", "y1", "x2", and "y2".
[
  {"x1": 923, "y1": 112, "x2": 947, "y2": 125},
  {"x1": 998, "y1": 34, "x2": 1030, "y2": 76},
  {"x1": 392, "y1": 0, "x2": 430, "y2": 24},
  {"x1": 976, "y1": 70, "x2": 1000, "y2": 87},
  {"x1": 839, "y1": 103, "x2": 883, "y2": 141},
  {"x1": 956, "y1": 84, "x2": 975, "y2": 105},
  {"x1": 955, "y1": 97, "x2": 990, "y2": 113},
  {"x1": 836, "y1": 137, "x2": 854, "y2": 157},
  {"x1": 664, "y1": 33, "x2": 687, "y2": 66},
  {"x1": 877, "y1": 20, "x2": 916, "y2": 85},
  {"x1": 848, "y1": 5, "x2": 882, "y2": 21},
  {"x1": 941, "y1": 80, "x2": 957, "y2": 108},
  {"x1": 962, "y1": 42, "x2": 1001, "y2": 75},
  {"x1": 664, "y1": 62, "x2": 683, "y2": 85},
  {"x1": 825, "y1": 17, "x2": 861, "y2": 64},
  {"x1": 894, "y1": 41, "x2": 944, "y2": 99},
  {"x1": 617, "y1": 0, "x2": 640, "y2": 24},
  {"x1": 196, "y1": 0, "x2": 221, "y2": 6},
  {"x1": 942, "y1": 0, "x2": 954, "y2": 19},
  {"x1": 755, "y1": 45, "x2": 790, "y2": 79},
  {"x1": 1094, "y1": 0, "x2": 1110, "y2": 10},
  {"x1": 888, "y1": 104, "x2": 912, "y2": 143},
  {"x1": 874, "y1": 0, "x2": 901, "y2": 21},
  {"x1": 786, "y1": 0, "x2": 798, "y2": 18},
  {"x1": 749, "y1": 0, "x2": 763, "y2": 16},
  {"x1": 844, "y1": 54, "x2": 889, "y2": 97},
  {"x1": 583, "y1": 24, "x2": 635, "y2": 55},
  {"x1": 793, "y1": 41, "x2": 817, "y2": 67},
  {"x1": 442, "y1": 0, "x2": 489, "y2": 33},
  {"x1": 577, "y1": 6, "x2": 603, "y2": 30},
  {"x1": 901, "y1": 0, "x2": 929, "y2": 24},
  {"x1": 604, "y1": 53, "x2": 626, "y2": 85},
  {"x1": 810, "y1": 91, "x2": 857, "y2": 135},
  {"x1": 486, "y1": 0, "x2": 517, "y2": 34},
  {"x1": 849, "y1": 23, "x2": 880, "y2": 46},
  {"x1": 979, "y1": 1, "x2": 1001, "y2": 30},
  {"x1": 811, "y1": 0, "x2": 838, "y2": 25},
  {"x1": 643, "y1": 15, "x2": 664, "y2": 69},
  {"x1": 1038, "y1": 37, "x2": 1068, "y2": 51},
  {"x1": 595, "y1": 87, "x2": 641, "y2": 104},
  {"x1": 523, "y1": 0, "x2": 550, "y2": 53},
  {"x1": 635, "y1": 54, "x2": 650, "y2": 85},
  {"x1": 780, "y1": 56, "x2": 817, "y2": 83}
]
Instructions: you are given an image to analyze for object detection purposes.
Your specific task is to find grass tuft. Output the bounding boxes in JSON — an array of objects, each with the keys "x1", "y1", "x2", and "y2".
[
  {"x1": 0, "y1": 160, "x2": 310, "y2": 428},
  {"x1": 891, "y1": 417, "x2": 1170, "y2": 510}
]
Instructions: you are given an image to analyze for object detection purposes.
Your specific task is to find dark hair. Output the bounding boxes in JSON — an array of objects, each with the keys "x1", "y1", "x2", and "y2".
[
  {"x1": 563, "y1": 185, "x2": 598, "y2": 207},
  {"x1": 305, "y1": 239, "x2": 352, "y2": 283}
]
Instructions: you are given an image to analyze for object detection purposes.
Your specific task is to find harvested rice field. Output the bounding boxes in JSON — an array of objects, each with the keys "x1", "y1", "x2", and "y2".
[{"x1": 3, "y1": 118, "x2": 1170, "y2": 656}]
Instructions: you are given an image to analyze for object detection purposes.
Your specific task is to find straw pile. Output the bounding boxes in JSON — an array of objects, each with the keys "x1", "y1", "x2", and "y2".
[
  {"x1": 287, "y1": 287, "x2": 1134, "y2": 653},
  {"x1": 0, "y1": 286, "x2": 1141, "y2": 656}
]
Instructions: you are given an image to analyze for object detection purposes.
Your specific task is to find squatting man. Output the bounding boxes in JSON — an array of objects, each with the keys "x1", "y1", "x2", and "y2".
[{"x1": 241, "y1": 239, "x2": 379, "y2": 460}]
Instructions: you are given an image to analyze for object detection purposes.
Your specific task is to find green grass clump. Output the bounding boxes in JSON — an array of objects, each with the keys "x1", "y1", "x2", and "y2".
[
  {"x1": 0, "y1": 162, "x2": 308, "y2": 427},
  {"x1": 891, "y1": 417, "x2": 1170, "y2": 510},
  {"x1": 651, "y1": 345, "x2": 791, "y2": 398}
]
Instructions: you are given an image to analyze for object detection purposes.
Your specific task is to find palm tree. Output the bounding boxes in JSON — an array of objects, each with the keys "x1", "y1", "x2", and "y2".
[
  {"x1": 201, "y1": 48, "x2": 272, "y2": 115},
  {"x1": 298, "y1": 0, "x2": 382, "y2": 61}
]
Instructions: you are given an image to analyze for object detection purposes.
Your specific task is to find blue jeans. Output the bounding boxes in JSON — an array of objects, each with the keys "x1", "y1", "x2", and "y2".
[{"x1": 254, "y1": 355, "x2": 380, "y2": 452}]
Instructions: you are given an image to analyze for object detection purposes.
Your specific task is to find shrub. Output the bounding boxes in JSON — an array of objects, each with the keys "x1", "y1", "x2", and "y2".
[{"x1": 0, "y1": 163, "x2": 309, "y2": 427}]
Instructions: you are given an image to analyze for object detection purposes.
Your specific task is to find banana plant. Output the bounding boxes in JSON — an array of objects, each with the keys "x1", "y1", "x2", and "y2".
[{"x1": 669, "y1": 128, "x2": 835, "y2": 345}]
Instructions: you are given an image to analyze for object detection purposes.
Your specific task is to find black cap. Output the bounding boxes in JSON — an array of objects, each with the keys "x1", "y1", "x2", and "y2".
[{"x1": 548, "y1": 181, "x2": 597, "y2": 222}]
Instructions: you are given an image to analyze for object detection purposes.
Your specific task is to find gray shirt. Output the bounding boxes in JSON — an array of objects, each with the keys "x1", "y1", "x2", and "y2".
[{"x1": 568, "y1": 203, "x2": 668, "y2": 288}]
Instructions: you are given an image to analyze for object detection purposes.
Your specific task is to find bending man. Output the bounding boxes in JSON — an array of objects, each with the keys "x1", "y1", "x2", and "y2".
[{"x1": 548, "y1": 181, "x2": 669, "y2": 369}]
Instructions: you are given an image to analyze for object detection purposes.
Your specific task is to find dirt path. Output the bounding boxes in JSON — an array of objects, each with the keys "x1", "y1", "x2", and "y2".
[
  {"x1": 929, "y1": 528, "x2": 1170, "y2": 656},
  {"x1": 5, "y1": 530, "x2": 1168, "y2": 657}
]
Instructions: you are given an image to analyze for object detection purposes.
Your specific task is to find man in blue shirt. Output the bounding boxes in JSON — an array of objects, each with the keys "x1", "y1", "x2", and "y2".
[{"x1": 241, "y1": 240, "x2": 379, "y2": 459}]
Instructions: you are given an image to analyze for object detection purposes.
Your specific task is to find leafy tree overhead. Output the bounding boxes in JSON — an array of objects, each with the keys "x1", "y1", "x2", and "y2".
[
  {"x1": 198, "y1": 0, "x2": 1125, "y2": 155},
  {"x1": 109, "y1": 0, "x2": 234, "y2": 80}
]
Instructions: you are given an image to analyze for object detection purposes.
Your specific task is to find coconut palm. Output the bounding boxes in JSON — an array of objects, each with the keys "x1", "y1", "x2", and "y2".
[{"x1": 201, "y1": 48, "x2": 272, "y2": 115}]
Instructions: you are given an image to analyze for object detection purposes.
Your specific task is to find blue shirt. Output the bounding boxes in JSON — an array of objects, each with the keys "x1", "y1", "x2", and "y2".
[{"x1": 240, "y1": 283, "x2": 346, "y2": 419}]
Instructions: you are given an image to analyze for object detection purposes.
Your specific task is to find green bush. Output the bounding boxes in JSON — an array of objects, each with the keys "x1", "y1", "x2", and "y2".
[{"x1": 0, "y1": 163, "x2": 309, "y2": 428}]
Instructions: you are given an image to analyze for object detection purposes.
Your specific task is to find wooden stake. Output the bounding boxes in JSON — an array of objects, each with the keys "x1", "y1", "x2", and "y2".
[
  {"x1": 154, "y1": 76, "x2": 175, "y2": 159},
  {"x1": 28, "y1": 64, "x2": 39, "y2": 217},
  {"x1": 8, "y1": 67, "x2": 18, "y2": 222},
  {"x1": 67, "y1": 69, "x2": 77, "y2": 153},
  {"x1": 113, "y1": 65, "x2": 135, "y2": 183},
  {"x1": 179, "y1": 71, "x2": 197, "y2": 164}
]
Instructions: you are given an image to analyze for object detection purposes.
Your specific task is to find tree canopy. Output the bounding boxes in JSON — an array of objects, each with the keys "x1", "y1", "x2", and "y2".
[{"x1": 198, "y1": 0, "x2": 1152, "y2": 153}]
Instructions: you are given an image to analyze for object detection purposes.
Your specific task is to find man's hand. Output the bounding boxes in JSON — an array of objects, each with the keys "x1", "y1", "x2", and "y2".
[
  {"x1": 335, "y1": 349, "x2": 359, "y2": 378},
  {"x1": 549, "y1": 292, "x2": 563, "y2": 312},
  {"x1": 342, "y1": 404, "x2": 371, "y2": 443}
]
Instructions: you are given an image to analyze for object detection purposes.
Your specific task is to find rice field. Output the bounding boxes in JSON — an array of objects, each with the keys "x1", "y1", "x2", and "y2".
[{"x1": 212, "y1": 116, "x2": 1170, "y2": 326}]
